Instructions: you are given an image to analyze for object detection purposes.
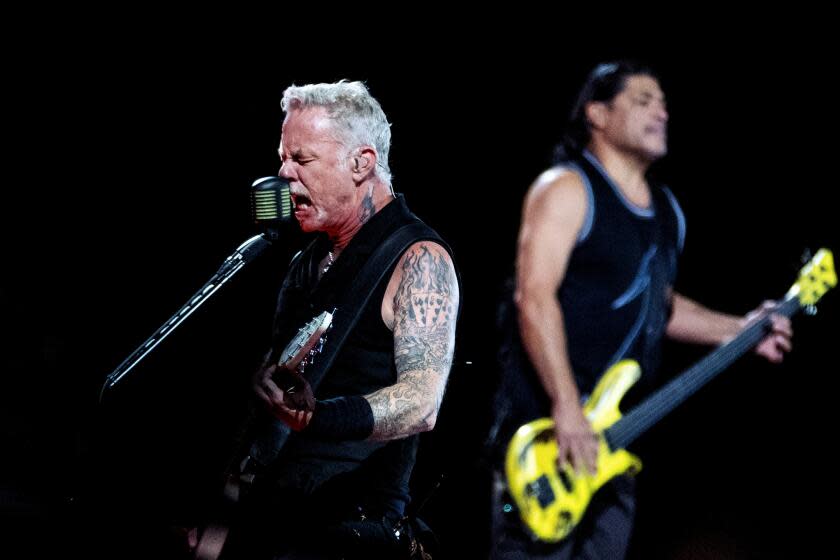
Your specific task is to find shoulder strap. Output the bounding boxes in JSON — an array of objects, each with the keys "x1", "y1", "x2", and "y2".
[{"x1": 305, "y1": 221, "x2": 441, "y2": 393}]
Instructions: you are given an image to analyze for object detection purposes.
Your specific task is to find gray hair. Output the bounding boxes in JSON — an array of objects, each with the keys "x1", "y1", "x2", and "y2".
[{"x1": 281, "y1": 80, "x2": 392, "y2": 184}]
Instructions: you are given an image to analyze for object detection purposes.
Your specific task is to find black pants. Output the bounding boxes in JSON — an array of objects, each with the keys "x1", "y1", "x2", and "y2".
[
  {"x1": 489, "y1": 471, "x2": 636, "y2": 560},
  {"x1": 219, "y1": 476, "x2": 420, "y2": 560}
]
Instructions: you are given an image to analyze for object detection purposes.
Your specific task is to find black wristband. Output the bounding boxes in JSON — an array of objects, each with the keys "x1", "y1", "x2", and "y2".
[{"x1": 306, "y1": 395, "x2": 374, "y2": 440}]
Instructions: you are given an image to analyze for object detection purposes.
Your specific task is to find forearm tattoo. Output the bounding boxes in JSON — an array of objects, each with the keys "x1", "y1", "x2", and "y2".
[{"x1": 368, "y1": 244, "x2": 458, "y2": 441}]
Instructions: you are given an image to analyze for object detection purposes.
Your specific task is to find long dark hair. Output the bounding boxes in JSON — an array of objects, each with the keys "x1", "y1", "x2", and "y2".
[{"x1": 555, "y1": 60, "x2": 660, "y2": 163}]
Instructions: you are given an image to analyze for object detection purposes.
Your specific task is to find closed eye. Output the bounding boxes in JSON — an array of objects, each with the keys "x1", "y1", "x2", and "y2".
[{"x1": 633, "y1": 95, "x2": 666, "y2": 111}]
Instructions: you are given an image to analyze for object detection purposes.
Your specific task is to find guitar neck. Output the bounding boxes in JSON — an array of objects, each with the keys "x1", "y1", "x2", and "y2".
[{"x1": 605, "y1": 296, "x2": 800, "y2": 450}]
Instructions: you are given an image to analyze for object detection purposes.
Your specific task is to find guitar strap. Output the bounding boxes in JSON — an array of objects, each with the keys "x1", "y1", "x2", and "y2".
[{"x1": 305, "y1": 220, "x2": 444, "y2": 394}]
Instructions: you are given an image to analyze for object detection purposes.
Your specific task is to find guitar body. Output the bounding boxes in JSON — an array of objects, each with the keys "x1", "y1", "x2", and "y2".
[
  {"x1": 505, "y1": 359, "x2": 643, "y2": 543},
  {"x1": 505, "y1": 248, "x2": 836, "y2": 544},
  {"x1": 193, "y1": 311, "x2": 333, "y2": 560}
]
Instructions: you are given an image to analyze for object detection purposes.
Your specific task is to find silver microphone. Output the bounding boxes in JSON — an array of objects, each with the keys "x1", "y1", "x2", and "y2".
[{"x1": 251, "y1": 176, "x2": 293, "y2": 240}]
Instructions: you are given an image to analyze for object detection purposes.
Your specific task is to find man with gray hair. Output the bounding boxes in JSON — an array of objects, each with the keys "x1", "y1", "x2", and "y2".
[{"x1": 225, "y1": 80, "x2": 459, "y2": 559}]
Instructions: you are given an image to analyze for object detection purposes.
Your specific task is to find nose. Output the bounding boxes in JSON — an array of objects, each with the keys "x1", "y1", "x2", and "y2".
[
  {"x1": 279, "y1": 161, "x2": 296, "y2": 181},
  {"x1": 654, "y1": 101, "x2": 668, "y2": 122}
]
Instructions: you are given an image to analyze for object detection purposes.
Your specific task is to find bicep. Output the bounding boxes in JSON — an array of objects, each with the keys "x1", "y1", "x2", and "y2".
[
  {"x1": 516, "y1": 173, "x2": 587, "y2": 300},
  {"x1": 391, "y1": 242, "x2": 459, "y2": 377}
]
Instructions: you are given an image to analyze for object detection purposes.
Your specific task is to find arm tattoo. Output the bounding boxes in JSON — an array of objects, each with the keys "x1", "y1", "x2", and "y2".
[{"x1": 367, "y1": 244, "x2": 458, "y2": 441}]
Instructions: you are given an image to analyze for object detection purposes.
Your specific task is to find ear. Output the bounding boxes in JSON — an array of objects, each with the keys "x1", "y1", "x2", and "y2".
[
  {"x1": 351, "y1": 146, "x2": 377, "y2": 180},
  {"x1": 585, "y1": 101, "x2": 609, "y2": 131}
]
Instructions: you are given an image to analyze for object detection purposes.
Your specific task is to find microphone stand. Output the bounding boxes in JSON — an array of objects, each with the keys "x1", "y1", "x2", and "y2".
[{"x1": 99, "y1": 233, "x2": 273, "y2": 403}]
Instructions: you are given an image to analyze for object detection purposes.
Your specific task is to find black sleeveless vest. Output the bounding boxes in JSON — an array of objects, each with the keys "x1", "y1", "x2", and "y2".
[{"x1": 267, "y1": 194, "x2": 452, "y2": 517}]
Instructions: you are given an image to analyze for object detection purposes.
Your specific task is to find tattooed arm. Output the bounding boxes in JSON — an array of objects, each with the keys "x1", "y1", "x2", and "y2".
[
  {"x1": 254, "y1": 240, "x2": 459, "y2": 439},
  {"x1": 366, "y1": 241, "x2": 460, "y2": 441}
]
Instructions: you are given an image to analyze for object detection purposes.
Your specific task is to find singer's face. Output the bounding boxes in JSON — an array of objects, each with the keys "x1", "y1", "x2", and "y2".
[{"x1": 278, "y1": 107, "x2": 357, "y2": 234}]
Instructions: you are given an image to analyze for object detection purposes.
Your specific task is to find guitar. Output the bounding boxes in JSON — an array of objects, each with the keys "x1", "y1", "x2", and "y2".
[
  {"x1": 505, "y1": 248, "x2": 836, "y2": 543},
  {"x1": 193, "y1": 310, "x2": 333, "y2": 560}
]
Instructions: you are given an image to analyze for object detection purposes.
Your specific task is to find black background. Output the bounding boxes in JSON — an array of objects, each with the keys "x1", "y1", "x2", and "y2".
[{"x1": 2, "y1": 30, "x2": 838, "y2": 559}]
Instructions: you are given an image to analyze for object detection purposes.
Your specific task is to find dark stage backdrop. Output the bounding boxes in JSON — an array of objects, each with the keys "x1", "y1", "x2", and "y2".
[{"x1": 3, "y1": 42, "x2": 837, "y2": 559}]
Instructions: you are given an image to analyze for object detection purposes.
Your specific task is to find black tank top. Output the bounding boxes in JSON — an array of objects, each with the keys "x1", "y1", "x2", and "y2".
[
  {"x1": 493, "y1": 152, "x2": 684, "y2": 445},
  {"x1": 560, "y1": 152, "x2": 683, "y2": 396}
]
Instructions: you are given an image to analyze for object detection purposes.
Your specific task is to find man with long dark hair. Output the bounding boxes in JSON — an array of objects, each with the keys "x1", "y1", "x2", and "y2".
[{"x1": 490, "y1": 61, "x2": 792, "y2": 559}]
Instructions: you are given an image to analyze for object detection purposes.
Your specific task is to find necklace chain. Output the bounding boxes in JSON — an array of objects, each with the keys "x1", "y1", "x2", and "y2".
[{"x1": 322, "y1": 250, "x2": 335, "y2": 275}]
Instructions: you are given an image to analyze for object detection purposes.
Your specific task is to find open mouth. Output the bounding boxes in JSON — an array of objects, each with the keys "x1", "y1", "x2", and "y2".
[{"x1": 292, "y1": 193, "x2": 312, "y2": 209}]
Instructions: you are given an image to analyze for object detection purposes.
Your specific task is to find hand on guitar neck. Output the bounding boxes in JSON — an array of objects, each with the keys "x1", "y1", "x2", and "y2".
[{"x1": 739, "y1": 300, "x2": 793, "y2": 363}]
